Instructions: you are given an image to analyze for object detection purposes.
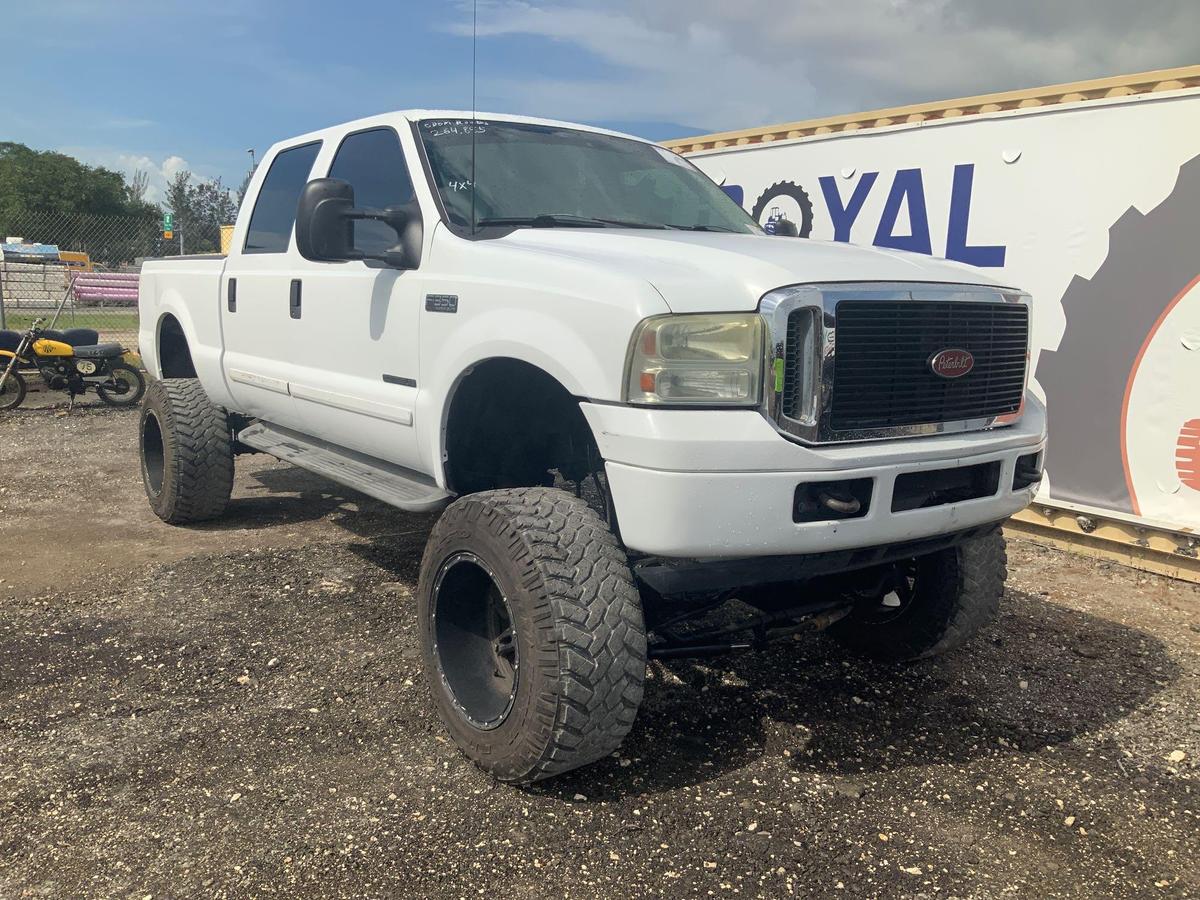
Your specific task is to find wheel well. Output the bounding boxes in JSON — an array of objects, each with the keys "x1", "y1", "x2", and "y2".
[
  {"x1": 444, "y1": 359, "x2": 599, "y2": 496},
  {"x1": 158, "y1": 314, "x2": 196, "y2": 379}
]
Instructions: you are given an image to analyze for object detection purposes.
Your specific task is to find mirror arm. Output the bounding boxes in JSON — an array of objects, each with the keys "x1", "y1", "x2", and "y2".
[
  {"x1": 342, "y1": 204, "x2": 419, "y2": 270},
  {"x1": 345, "y1": 206, "x2": 390, "y2": 223}
]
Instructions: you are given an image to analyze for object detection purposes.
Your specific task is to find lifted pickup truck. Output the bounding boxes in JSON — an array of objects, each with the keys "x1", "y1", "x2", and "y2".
[{"x1": 137, "y1": 111, "x2": 1046, "y2": 783}]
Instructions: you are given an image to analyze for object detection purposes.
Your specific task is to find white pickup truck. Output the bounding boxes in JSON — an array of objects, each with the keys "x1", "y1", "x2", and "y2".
[{"x1": 137, "y1": 111, "x2": 1046, "y2": 783}]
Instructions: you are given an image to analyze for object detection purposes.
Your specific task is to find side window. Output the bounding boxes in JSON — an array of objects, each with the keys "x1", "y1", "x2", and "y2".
[
  {"x1": 243, "y1": 141, "x2": 321, "y2": 253},
  {"x1": 328, "y1": 128, "x2": 416, "y2": 256}
]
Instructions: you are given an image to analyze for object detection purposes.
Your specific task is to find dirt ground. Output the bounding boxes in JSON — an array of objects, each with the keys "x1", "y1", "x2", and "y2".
[{"x1": 1, "y1": 393, "x2": 1197, "y2": 899}]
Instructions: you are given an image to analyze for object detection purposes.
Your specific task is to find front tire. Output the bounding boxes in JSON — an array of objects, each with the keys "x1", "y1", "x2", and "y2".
[
  {"x1": 139, "y1": 378, "x2": 233, "y2": 524},
  {"x1": 97, "y1": 361, "x2": 146, "y2": 407},
  {"x1": 0, "y1": 370, "x2": 26, "y2": 411},
  {"x1": 418, "y1": 487, "x2": 647, "y2": 783},
  {"x1": 829, "y1": 529, "x2": 1007, "y2": 661}
]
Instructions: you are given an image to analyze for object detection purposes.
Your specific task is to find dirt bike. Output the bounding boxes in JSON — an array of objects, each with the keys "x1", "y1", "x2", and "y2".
[{"x1": 0, "y1": 317, "x2": 145, "y2": 411}]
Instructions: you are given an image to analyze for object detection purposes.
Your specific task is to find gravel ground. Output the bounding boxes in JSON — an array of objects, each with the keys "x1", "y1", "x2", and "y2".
[{"x1": 1, "y1": 398, "x2": 1197, "y2": 899}]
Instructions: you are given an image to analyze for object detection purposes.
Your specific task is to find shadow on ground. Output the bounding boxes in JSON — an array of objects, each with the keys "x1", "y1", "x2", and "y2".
[{"x1": 540, "y1": 588, "x2": 1178, "y2": 801}]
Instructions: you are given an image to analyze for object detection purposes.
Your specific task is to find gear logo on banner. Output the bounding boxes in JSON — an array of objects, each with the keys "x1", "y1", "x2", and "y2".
[
  {"x1": 1037, "y1": 153, "x2": 1200, "y2": 518},
  {"x1": 751, "y1": 181, "x2": 814, "y2": 237}
]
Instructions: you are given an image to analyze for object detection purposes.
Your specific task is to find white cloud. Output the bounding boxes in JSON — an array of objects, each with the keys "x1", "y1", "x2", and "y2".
[
  {"x1": 450, "y1": 0, "x2": 1200, "y2": 133},
  {"x1": 160, "y1": 155, "x2": 190, "y2": 183},
  {"x1": 98, "y1": 116, "x2": 155, "y2": 130},
  {"x1": 56, "y1": 147, "x2": 194, "y2": 205},
  {"x1": 449, "y1": 2, "x2": 815, "y2": 128}
]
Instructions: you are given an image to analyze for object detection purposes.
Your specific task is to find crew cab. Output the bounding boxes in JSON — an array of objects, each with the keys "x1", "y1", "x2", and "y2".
[{"x1": 137, "y1": 111, "x2": 1046, "y2": 783}]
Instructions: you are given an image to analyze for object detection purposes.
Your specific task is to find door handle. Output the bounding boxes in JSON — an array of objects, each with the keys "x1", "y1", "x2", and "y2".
[
  {"x1": 289, "y1": 279, "x2": 302, "y2": 319},
  {"x1": 227, "y1": 278, "x2": 237, "y2": 312}
]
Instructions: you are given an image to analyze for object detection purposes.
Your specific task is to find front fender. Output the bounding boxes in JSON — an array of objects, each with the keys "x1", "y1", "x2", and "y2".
[{"x1": 416, "y1": 309, "x2": 621, "y2": 484}]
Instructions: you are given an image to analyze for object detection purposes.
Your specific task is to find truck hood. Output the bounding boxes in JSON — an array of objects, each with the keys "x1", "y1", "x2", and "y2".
[{"x1": 497, "y1": 228, "x2": 1006, "y2": 312}]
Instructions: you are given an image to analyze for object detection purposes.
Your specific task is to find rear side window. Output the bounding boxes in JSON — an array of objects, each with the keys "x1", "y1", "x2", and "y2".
[
  {"x1": 328, "y1": 128, "x2": 415, "y2": 256},
  {"x1": 244, "y1": 141, "x2": 322, "y2": 253}
]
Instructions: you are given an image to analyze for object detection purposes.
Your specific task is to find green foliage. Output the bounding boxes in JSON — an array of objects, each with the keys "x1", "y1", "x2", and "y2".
[
  {"x1": 0, "y1": 142, "x2": 157, "y2": 222},
  {"x1": 236, "y1": 165, "x2": 256, "y2": 206},
  {"x1": 0, "y1": 143, "x2": 240, "y2": 261},
  {"x1": 164, "y1": 170, "x2": 239, "y2": 254}
]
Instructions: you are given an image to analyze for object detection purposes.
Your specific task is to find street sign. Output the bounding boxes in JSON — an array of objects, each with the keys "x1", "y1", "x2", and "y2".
[
  {"x1": 164, "y1": 230, "x2": 174, "y2": 240},
  {"x1": 162, "y1": 212, "x2": 174, "y2": 232}
]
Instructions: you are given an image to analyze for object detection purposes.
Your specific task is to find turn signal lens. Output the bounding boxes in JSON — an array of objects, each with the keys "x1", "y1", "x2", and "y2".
[{"x1": 625, "y1": 314, "x2": 764, "y2": 405}]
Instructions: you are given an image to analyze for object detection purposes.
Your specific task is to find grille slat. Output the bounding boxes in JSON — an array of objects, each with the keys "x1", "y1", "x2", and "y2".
[{"x1": 784, "y1": 299, "x2": 1029, "y2": 434}]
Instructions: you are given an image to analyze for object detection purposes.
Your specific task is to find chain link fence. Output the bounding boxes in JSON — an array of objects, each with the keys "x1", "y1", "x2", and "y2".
[{"x1": 0, "y1": 211, "x2": 225, "y2": 344}]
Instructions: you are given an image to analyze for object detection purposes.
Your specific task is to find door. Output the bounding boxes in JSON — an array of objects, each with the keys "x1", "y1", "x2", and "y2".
[
  {"x1": 220, "y1": 140, "x2": 323, "y2": 425},
  {"x1": 285, "y1": 126, "x2": 424, "y2": 469}
]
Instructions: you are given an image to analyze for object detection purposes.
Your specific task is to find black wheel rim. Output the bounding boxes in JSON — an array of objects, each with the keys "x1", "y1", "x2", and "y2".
[
  {"x1": 141, "y1": 410, "x2": 165, "y2": 497},
  {"x1": 108, "y1": 371, "x2": 133, "y2": 395},
  {"x1": 431, "y1": 552, "x2": 519, "y2": 730},
  {"x1": 100, "y1": 367, "x2": 138, "y2": 401},
  {"x1": 855, "y1": 559, "x2": 919, "y2": 625}
]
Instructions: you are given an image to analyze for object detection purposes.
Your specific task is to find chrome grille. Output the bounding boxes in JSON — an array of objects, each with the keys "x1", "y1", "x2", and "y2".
[
  {"x1": 827, "y1": 300, "x2": 1028, "y2": 431},
  {"x1": 763, "y1": 283, "x2": 1032, "y2": 444},
  {"x1": 781, "y1": 309, "x2": 813, "y2": 420}
]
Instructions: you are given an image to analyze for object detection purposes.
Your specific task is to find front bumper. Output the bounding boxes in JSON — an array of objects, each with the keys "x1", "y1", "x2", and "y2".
[{"x1": 581, "y1": 393, "x2": 1046, "y2": 558}]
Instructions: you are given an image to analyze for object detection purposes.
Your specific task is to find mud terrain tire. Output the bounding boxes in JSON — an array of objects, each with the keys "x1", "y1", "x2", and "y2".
[
  {"x1": 418, "y1": 487, "x2": 647, "y2": 783},
  {"x1": 139, "y1": 378, "x2": 233, "y2": 524},
  {"x1": 830, "y1": 529, "x2": 1007, "y2": 661}
]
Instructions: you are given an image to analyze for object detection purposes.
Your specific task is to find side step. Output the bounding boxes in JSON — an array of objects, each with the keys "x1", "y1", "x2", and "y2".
[{"x1": 237, "y1": 421, "x2": 453, "y2": 513}]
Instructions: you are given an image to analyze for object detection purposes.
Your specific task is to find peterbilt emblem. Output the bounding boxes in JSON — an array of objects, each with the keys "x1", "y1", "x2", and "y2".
[{"x1": 929, "y1": 348, "x2": 975, "y2": 379}]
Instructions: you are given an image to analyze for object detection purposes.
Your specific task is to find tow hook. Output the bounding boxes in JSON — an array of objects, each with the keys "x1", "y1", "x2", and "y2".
[{"x1": 819, "y1": 490, "x2": 862, "y2": 516}]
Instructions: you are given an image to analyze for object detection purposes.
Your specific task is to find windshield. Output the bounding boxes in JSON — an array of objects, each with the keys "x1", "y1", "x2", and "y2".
[{"x1": 417, "y1": 119, "x2": 760, "y2": 234}]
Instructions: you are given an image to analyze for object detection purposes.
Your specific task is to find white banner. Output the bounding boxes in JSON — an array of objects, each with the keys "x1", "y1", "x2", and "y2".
[{"x1": 686, "y1": 90, "x2": 1200, "y2": 532}]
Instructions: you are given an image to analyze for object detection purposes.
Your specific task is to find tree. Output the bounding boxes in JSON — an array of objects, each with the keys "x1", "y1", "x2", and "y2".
[
  {"x1": 127, "y1": 169, "x2": 150, "y2": 205},
  {"x1": 236, "y1": 164, "x2": 257, "y2": 207},
  {"x1": 0, "y1": 142, "x2": 155, "y2": 222},
  {"x1": 164, "y1": 170, "x2": 239, "y2": 254}
]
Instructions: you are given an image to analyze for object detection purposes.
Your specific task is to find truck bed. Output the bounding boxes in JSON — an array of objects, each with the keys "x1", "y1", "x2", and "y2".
[{"x1": 138, "y1": 256, "x2": 227, "y2": 386}]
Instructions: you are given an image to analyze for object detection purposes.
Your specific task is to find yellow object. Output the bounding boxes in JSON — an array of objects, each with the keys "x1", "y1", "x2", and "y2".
[
  {"x1": 1007, "y1": 503, "x2": 1200, "y2": 584},
  {"x1": 32, "y1": 338, "x2": 73, "y2": 357},
  {"x1": 0, "y1": 350, "x2": 16, "y2": 360},
  {"x1": 58, "y1": 251, "x2": 94, "y2": 272},
  {"x1": 662, "y1": 65, "x2": 1200, "y2": 153},
  {"x1": 220, "y1": 224, "x2": 235, "y2": 255}
]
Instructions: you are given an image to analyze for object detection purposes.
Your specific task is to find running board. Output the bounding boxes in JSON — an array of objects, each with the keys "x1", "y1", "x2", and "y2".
[{"x1": 237, "y1": 422, "x2": 452, "y2": 513}]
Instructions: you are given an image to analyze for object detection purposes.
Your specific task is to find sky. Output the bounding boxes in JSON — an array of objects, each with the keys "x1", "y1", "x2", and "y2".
[{"x1": 3, "y1": 0, "x2": 1197, "y2": 203}]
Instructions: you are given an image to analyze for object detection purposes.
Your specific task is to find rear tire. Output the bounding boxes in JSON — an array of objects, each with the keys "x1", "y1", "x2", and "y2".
[
  {"x1": 97, "y1": 361, "x2": 146, "y2": 407},
  {"x1": 829, "y1": 529, "x2": 1007, "y2": 661},
  {"x1": 418, "y1": 487, "x2": 647, "y2": 783},
  {"x1": 139, "y1": 378, "x2": 233, "y2": 524},
  {"x1": 0, "y1": 370, "x2": 26, "y2": 411}
]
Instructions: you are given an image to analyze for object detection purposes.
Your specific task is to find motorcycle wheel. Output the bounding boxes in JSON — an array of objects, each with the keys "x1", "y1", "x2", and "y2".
[
  {"x1": 96, "y1": 361, "x2": 146, "y2": 407},
  {"x1": 0, "y1": 370, "x2": 26, "y2": 411}
]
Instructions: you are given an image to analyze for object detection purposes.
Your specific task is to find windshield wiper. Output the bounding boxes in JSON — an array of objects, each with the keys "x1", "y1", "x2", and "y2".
[
  {"x1": 665, "y1": 223, "x2": 741, "y2": 233},
  {"x1": 475, "y1": 214, "x2": 667, "y2": 230}
]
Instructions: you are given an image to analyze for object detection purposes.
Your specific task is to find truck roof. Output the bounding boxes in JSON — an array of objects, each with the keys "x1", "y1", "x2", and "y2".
[{"x1": 265, "y1": 110, "x2": 654, "y2": 160}]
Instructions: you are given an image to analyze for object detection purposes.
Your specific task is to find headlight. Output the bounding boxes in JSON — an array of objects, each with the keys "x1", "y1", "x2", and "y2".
[{"x1": 624, "y1": 314, "x2": 765, "y2": 406}]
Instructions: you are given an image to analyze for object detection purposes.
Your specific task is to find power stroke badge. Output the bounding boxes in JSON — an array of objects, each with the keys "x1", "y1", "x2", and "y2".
[{"x1": 425, "y1": 294, "x2": 459, "y2": 313}]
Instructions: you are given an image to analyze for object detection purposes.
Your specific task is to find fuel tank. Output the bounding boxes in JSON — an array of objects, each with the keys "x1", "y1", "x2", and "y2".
[{"x1": 32, "y1": 338, "x2": 74, "y2": 357}]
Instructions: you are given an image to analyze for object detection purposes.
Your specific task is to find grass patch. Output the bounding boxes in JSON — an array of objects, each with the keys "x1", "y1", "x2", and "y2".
[{"x1": 2, "y1": 309, "x2": 139, "y2": 335}]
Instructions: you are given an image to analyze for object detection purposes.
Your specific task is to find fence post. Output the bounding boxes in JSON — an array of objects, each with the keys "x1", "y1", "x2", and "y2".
[{"x1": 0, "y1": 263, "x2": 6, "y2": 330}]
